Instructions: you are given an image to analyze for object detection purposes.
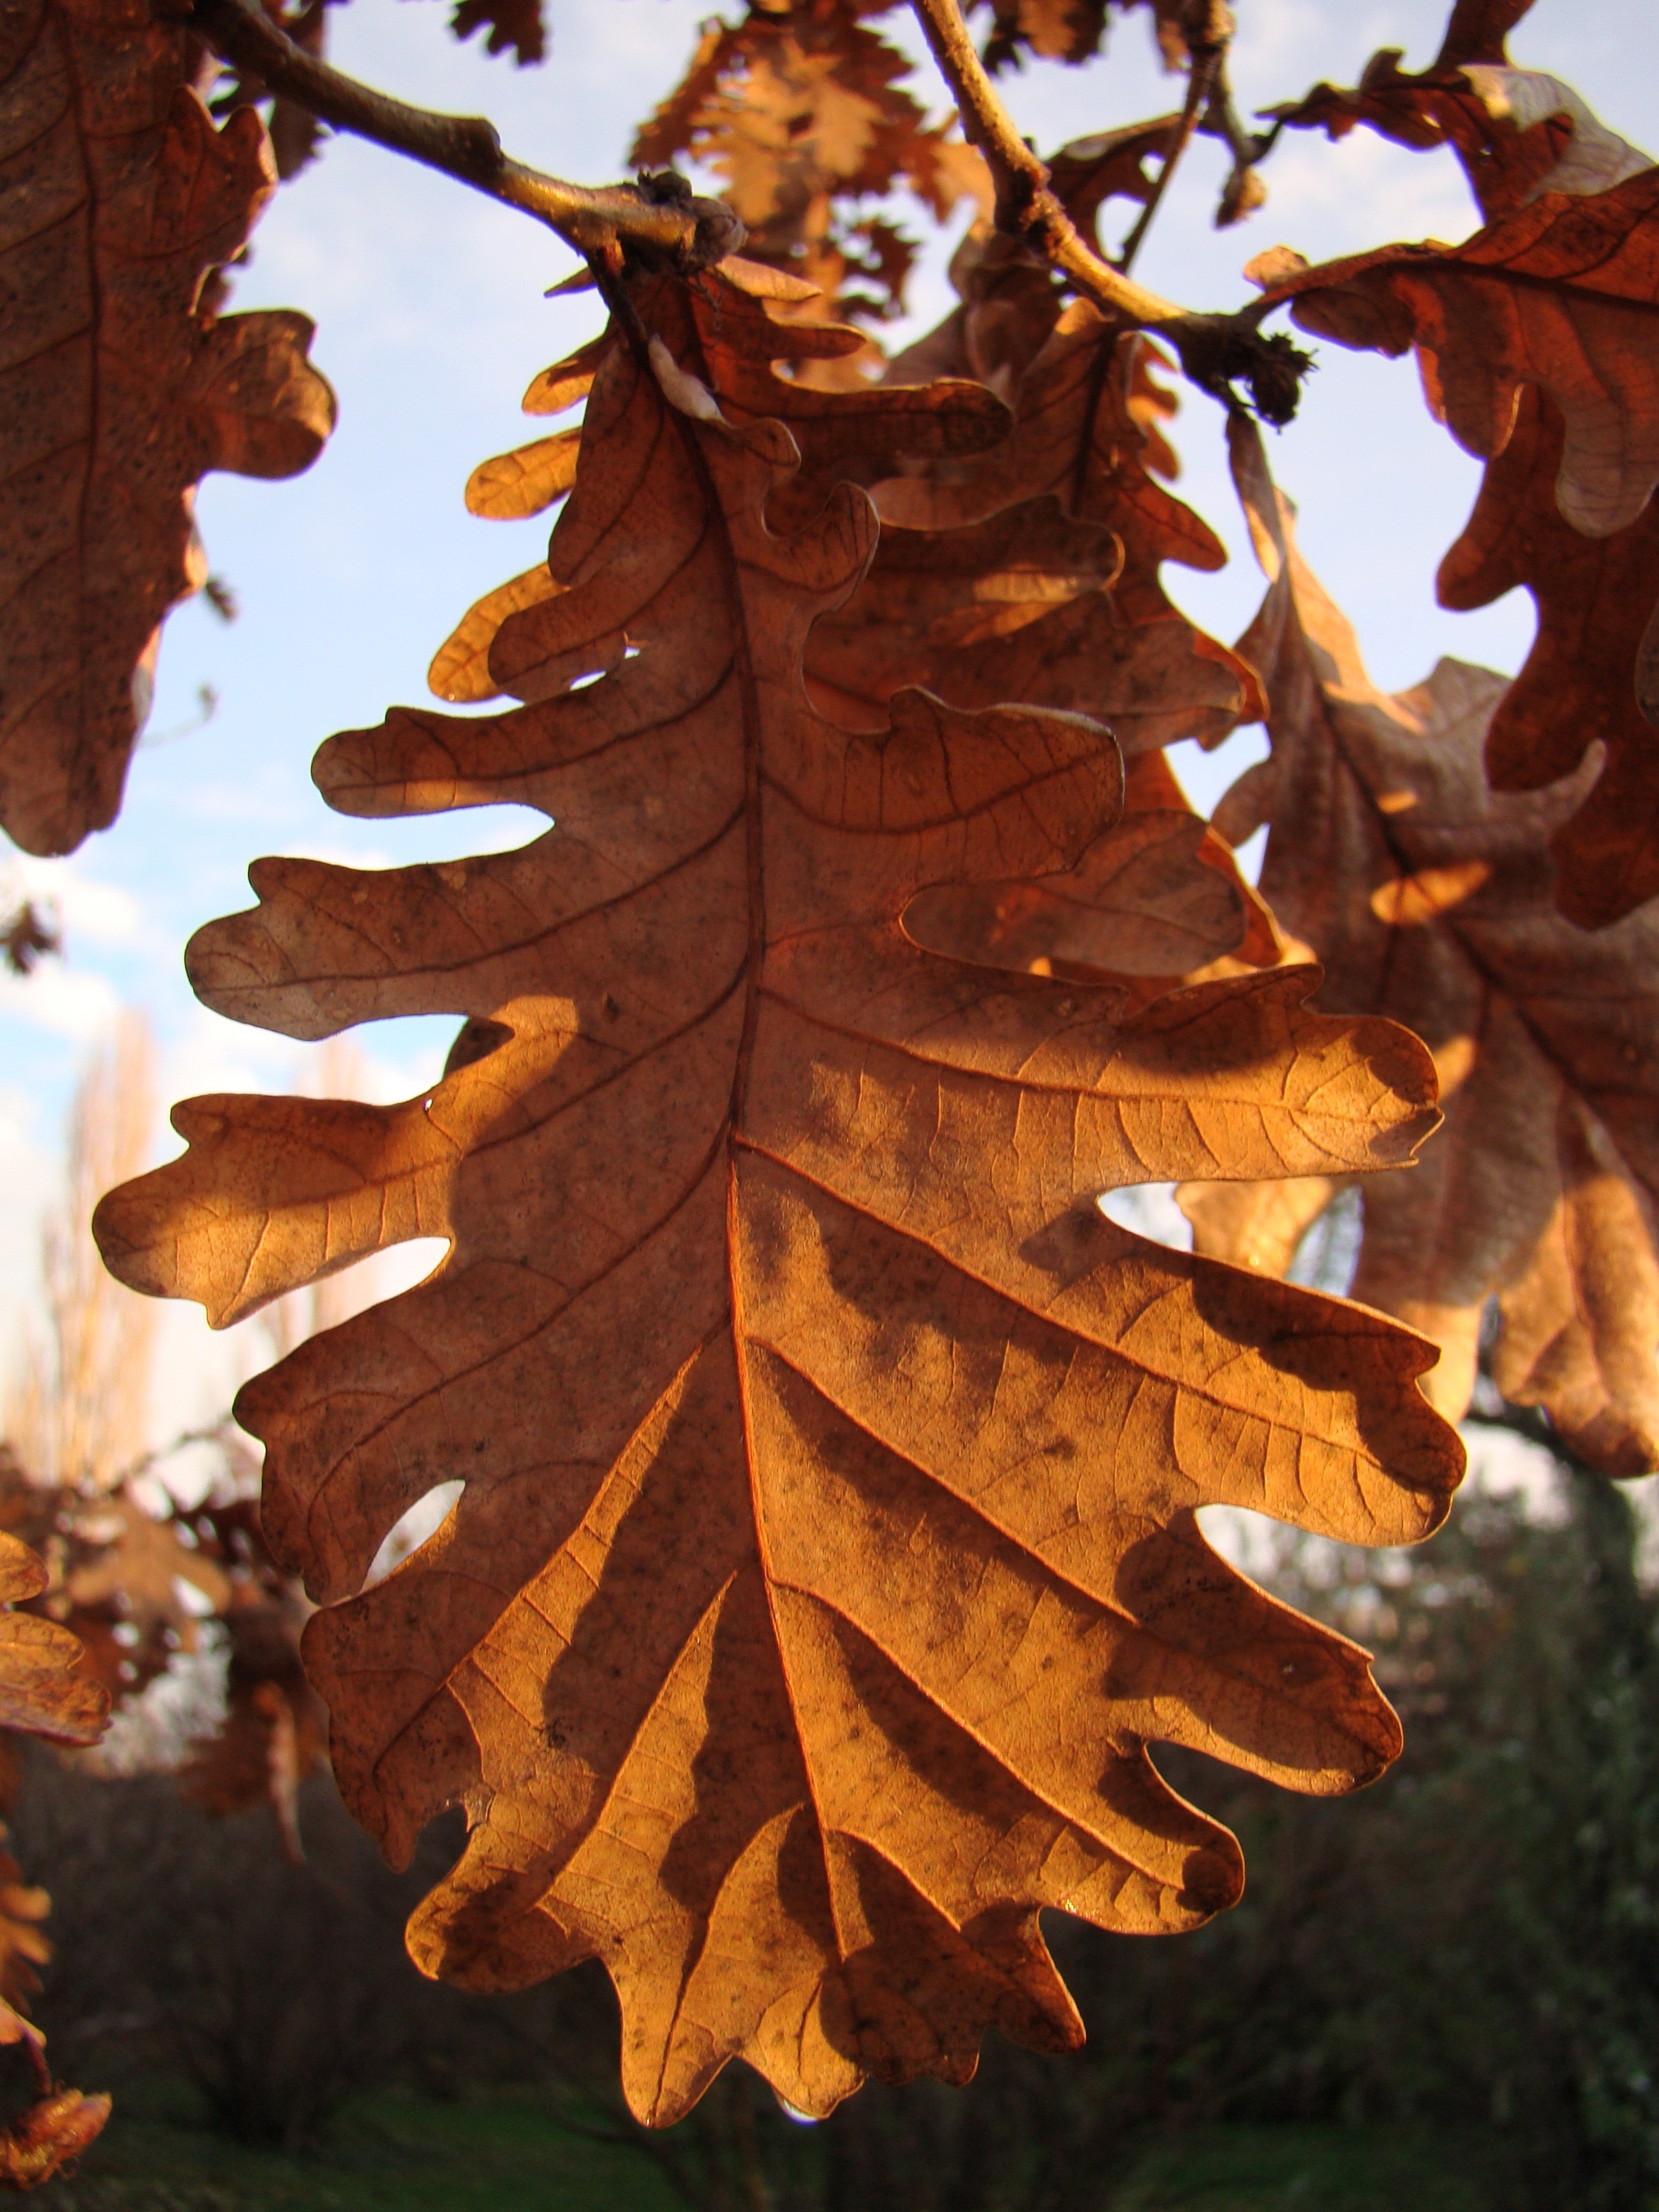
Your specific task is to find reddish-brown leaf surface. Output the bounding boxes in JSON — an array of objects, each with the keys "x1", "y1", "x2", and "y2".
[
  {"x1": 1188, "y1": 421, "x2": 1659, "y2": 1477},
  {"x1": 0, "y1": 0, "x2": 335, "y2": 854},
  {"x1": 0, "y1": 1533, "x2": 106, "y2": 1750},
  {"x1": 975, "y1": 0, "x2": 1186, "y2": 76},
  {"x1": 97, "y1": 265, "x2": 1460, "y2": 2124},
  {"x1": 1263, "y1": 166, "x2": 1659, "y2": 537},
  {"x1": 0, "y1": 2087, "x2": 109, "y2": 2191},
  {"x1": 1259, "y1": 163, "x2": 1659, "y2": 924},
  {"x1": 873, "y1": 311, "x2": 1265, "y2": 753},
  {"x1": 1438, "y1": 384, "x2": 1659, "y2": 926}
]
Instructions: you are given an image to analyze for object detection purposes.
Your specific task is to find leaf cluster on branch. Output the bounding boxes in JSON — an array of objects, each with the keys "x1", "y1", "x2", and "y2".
[{"x1": 0, "y1": 0, "x2": 1655, "y2": 2149}]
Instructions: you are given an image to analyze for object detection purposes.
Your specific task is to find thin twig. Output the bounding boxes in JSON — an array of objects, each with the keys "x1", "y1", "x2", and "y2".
[
  {"x1": 187, "y1": 0, "x2": 744, "y2": 269},
  {"x1": 904, "y1": 0, "x2": 1313, "y2": 421},
  {"x1": 1114, "y1": 4, "x2": 1230, "y2": 275}
]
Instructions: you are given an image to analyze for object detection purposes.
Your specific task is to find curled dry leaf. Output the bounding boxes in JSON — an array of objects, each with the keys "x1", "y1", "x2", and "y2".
[
  {"x1": 0, "y1": 2087, "x2": 110, "y2": 2191},
  {"x1": 0, "y1": 0, "x2": 335, "y2": 856},
  {"x1": 1270, "y1": 4, "x2": 1646, "y2": 226},
  {"x1": 97, "y1": 266, "x2": 1459, "y2": 2125},
  {"x1": 1438, "y1": 384, "x2": 1659, "y2": 927},
  {"x1": 874, "y1": 312, "x2": 1265, "y2": 752},
  {"x1": 1190, "y1": 420, "x2": 1659, "y2": 1478},
  {"x1": 1262, "y1": 165, "x2": 1659, "y2": 536},
  {"x1": 0, "y1": 1534, "x2": 106, "y2": 1749},
  {"x1": 975, "y1": 0, "x2": 1187, "y2": 76},
  {"x1": 1260, "y1": 161, "x2": 1659, "y2": 924}
]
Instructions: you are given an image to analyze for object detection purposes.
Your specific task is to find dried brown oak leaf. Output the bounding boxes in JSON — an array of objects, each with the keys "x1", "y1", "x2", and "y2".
[
  {"x1": 1187, "y1": 419, "x2": 1659, "y2": 1477},
  {"x1": 1438, "y1": 385, "x2": 1659, "y2": 924},
  {"x1": 431, "y1": 260, "x2": 1007, "y2": 705},
  {"x1": 1270, "y1": 8, "x2": 1647, "y2": 227},
  {"x1": 630, "y1": 0, "x2": 987, "y2": 328},
  {"x1": 0, "y1": 1533, "x2": 106, "y2": 1749},
  {"x1": 976, "y1": 0, "x2": 1186, "y2": 76},
  {"x1": 1259, "y1": 164, "x2": 1659, "y2": 924},
  {"x1": 0, "y1": 2087, "x2": 109, "y2": 2192},
  {"x1": 97, "y1": 265, "x2": 1459, "y2": 2125},
  {"x1": 0, "y1": 0, "x2": 335, "y2": 856},
  {"x1": 874, "y1": 314, "x2": 1265, "y2": 752},
  {"x1": 883, "y1": 121, "x2": 1177, "y2": 404}
]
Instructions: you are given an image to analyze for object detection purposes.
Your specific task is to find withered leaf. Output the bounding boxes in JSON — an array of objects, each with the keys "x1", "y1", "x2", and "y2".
[
  {"x1": 0, "y1": 2085, "x2": 109, "y2": 2192},
  {"x1": 431, "y1": 262, "x2": 1006, "y2": 707},
  {"x1": 1271, "y1": 13, "x2": 1646, "y2": 225},
  {"x1": 975, "y1": 0, "x2": 1186, "y2": 76},
  {"x1": 448, "y1": 0, "x2": 545, "y2": 66},
  {"x1": 1262, "y1": 165, "x2": 1659, "y2": 537},
  {"x1": 883, "y1": 121, "x2": 1176, "y2": 403},
  {"x1": 874, "y1": 313, "x2": 1265, "y2": 751},
  {"x1": 1193, "y1": 420, "x2": 1659, "y2": 1476},
  {"x1": 0, "y1": 0, "x2": 336, "y2": 855},
  {"x1": 1438, "y1": 384, "x2": 1659, "y2": 926},
  {"x1": 98, "y1": 266, "x2": 1459, "y2": 2124},
  {"x1": 0, "y1": 1534, "x2": 106, "y2": 1748}
]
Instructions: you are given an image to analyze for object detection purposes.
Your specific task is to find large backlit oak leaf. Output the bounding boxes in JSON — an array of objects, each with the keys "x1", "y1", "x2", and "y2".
[
  {"x1": 97, "y1": 268, "x2": 1459, "y2": 2124},
  {"x1": 1262, "y1": 167, "x2": 1659, "y2": 537},
  {"x1": 0, "y1": 0, "x2": 335, "y2": 855},
  {"x1": 1189, "y1": 421, "x2": 1659, "y2": 1476},
  {"x1": 431, "y1": 260, "x2": 1007, "y2": 705},
  {"x1": 1438, "y1": 384, "x2": 1659, "y2": 926},
  {"x1": 874, "y1": 312, "x2": 1264, "y2": 751}
]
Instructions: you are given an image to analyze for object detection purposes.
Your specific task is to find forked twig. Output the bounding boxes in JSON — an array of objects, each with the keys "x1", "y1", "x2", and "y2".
[
  {"x1": 904, "y1": 0, "x2": 1311, "y2": 420},
  {"x1": 187, "y1": 0, "x2": 744, "y2": 270}
]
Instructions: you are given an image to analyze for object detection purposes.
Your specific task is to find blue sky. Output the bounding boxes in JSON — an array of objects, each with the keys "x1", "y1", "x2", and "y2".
[{"x1": 4, "y1": 0, "x2": 1656, "y2": 1443}]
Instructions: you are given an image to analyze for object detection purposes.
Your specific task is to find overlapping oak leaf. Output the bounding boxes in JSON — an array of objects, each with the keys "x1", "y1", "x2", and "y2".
[
  {"x1": 1260, "y1": 164, "x2": 1659, "y2": 538},
  {"x1": 629, "y1": 0, "x2": 987, "y2": 329},
  {"x1": 1436, "y1": 384, "x2": 1659, "y2": 926},
  {"x1": 1270, "y1": 5, "x2": 1646, "y2": 225},
  {"x1": 0, "y1": 0, "x2": 336, "y2": 854},
  {"x1": 1189, "y1": 421, "x2": 1659, "y2": 1477},
  {"x1": 874, "y1": 311, "x2": 1265, "y2": 751},
  {"x1": 883, "y1": 120, "x2": 1176, "y2": 402},
  {"x1": 0, "y1": 1533, "x2": 106, "y2": 1749},
  {"x1": 1257, "y1": 161, "x2": 1659, "y2": 923},
  {"x1": 975, "y1": 0, "x2": 1185, "y2": 76},
  {"x1": 97, "y1": 265, "x2": 1459, "y2": 2124},
  {"x1": 431, "y1": 261, "x2": 1007, "y2": 705}
]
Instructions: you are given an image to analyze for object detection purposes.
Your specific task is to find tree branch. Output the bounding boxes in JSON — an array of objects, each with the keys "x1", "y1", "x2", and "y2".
[
  {"x1": 1114, "y1": 1, "x2": 1230, "y2": 275},
  {"x1": 188, "y1": 0, "x2": 744, "y2": 269},
  {"x1": 904, "y1": 0, "x2": 1312, "y2": 421}
]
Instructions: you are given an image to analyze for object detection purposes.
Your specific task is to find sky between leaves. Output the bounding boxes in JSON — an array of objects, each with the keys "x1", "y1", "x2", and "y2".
[{"x1": 3, "y1": 0, "x2": 1657, "y2": 1450}]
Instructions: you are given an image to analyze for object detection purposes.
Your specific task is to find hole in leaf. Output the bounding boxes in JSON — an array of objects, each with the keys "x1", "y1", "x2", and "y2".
[{"x1": 364, "y1": 1479, "x2": 465, "y2": 1591}]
